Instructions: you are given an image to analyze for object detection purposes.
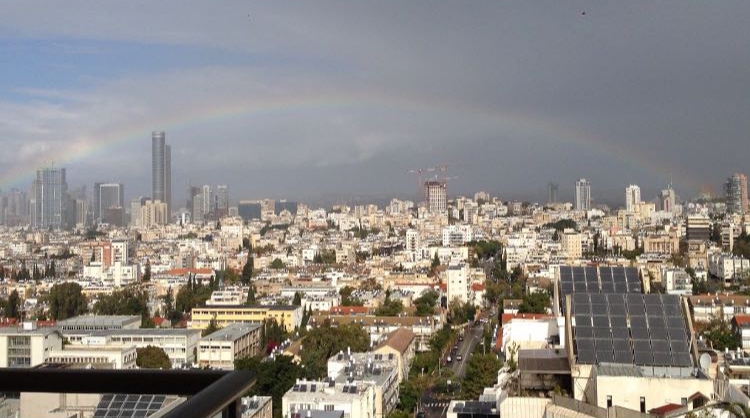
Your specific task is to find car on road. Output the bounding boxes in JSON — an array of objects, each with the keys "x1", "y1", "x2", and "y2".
[
  {"x1": 458, "y1": 335, "x2": 464, "y2": 342},
  {"x1": 457, "y1": 354, "x2": 463, "y2": 361},
  {"x1": 446, "y1": 356, "x2": 452, "y2": 363}
]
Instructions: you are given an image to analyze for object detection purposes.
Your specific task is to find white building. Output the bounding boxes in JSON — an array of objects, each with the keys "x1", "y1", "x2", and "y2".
[
  {"x1": 47, "y1": 344, "x2": 138, "y2": 369},
  {"x1": 65, "y1": 329, "x2": 201, "y2": 367},
  {"x1": 626, "y1": 184, "x2": 641, "y2": 212},
  {"x1": 283, "y1": 380, "x2": 376, "y2": 418},
  {"x1": 442, "y1": 225, "x2": 473, "y2": 247},
  {"x1": 405, "y1": 229, "x2": 420, "y2": 253},
  {"x1": 0, "y1": 324, "x2": 63, "y2": 367},
  {"x1": 575, "y1": 179, "x2": 591, "y2": 211},
  {"x1": 446, "y1": 263, "x2": 469, "y2": 304},
  {"x1": 661, "y1": 267, "x2": 693, "y2": 295},
  {"x1": 198, "y1": 323, "x2": 262, "y2": 370}
]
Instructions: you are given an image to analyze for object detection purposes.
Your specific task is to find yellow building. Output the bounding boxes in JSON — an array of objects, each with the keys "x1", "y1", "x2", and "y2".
[{"x1": 190, "y1": 305, "x2": 302, "y2": 332}]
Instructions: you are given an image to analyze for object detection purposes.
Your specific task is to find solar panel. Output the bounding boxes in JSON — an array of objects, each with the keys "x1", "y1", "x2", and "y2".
[
  {"x1": 594, "y1": 327, "x2": 611, "y2": 339},
  {"x1": 601, "y1": 283, "x2": 615, "y2": 292},
  {"x1": 651, "y1": 340, "x2": 670, "y2": 352},
  {"x1": 634, "y1": 351, "x2": 653, "y2": 365},
  {"x1": 644, "y1": 294, "x2": 662, "y2": 306},
  {"x1": 614, "y1": 350, "x2": 633, "y2": 364},
  {"x1": 632, "y1": 339, "x2": 651, "y2": 352},
  {"x1": 631, "y1": 327, "x2": 650, "y2": 340},
  {"x1": 573, "y1": 293, "x2": 590, "y2": 304},
  {"x1": 593, "y1": 316, "x2": 610, "y2": 327},
  {"x1": 595, "y1": 338, "x2": 614, "y2": 351},
  {"x1": 596, "y1": 350, "x2": 615, "y2": 363},
  {"x1": 670, "y1": 340, "x2": 689, "y2": 352},
  {"x1": 580, "y1": 350, "x2": 598, "y2": 364},
  {"x1": 609, "y1": 304, "x2": 627, "y2": 316},
  {"x1": 649, "y1": 317, "x2": 667, "y2": 330},
  {"x1": 646, "y1": 304, "x2": 665, "y2": 317},
  {"x1": 672, "y1": 353, "x2": 693, "y2": 367},
  {"x1": 590, "y1": 293, "x2": 607, "y2": 304},
  {"x1": 613, "y1": 338, "x2": 631, "y2": 351},
  {"x1": 574, "y1": 283, "x2": 588, "y2": 292},
  {"x1": 611, "y1": 327, "x2": 629, "y2": 339},
  {"x1": 668, "y1": 327, "x2": 688, "y2": 341},
  {"x1": 653, "y1": 352, "x2": 672, "y2": 366},
  {"x1": 630, "y1": 317, "x2": 648, "y2": 329},
  {"x1": 649, "y1": 328, "x2": 669, "y2": 341},
  {"x1": 591, "y1": 304, "x2": 608, "y2": 315},
  {"x1": 576, "y1": 327, "x2": 594, "y2": 339},
  {"x1": 664, "y1": 304, "x2": 682, "y2": 316},
  {"x1": 667, "y1": 317, "x2": 685, "y2": 328},
  {"x1": 574, "y1": 303, "x2": 591, "y2": 315},
  {"x1": 575, "y1": 315, "x2": 592, "y2": 327},
  {"x1": 576, "y1": 338, "x2": 595, "y2": 351}
]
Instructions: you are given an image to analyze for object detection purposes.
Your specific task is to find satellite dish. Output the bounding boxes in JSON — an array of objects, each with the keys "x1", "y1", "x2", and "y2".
[{"x1": 699, "y1": 353, "x2": 711, "y2": 371}]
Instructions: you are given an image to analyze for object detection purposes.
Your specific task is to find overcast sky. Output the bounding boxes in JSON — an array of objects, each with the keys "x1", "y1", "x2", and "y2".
[{"x1": 1, "y1": 1, "x2": 749, "y2": 207}]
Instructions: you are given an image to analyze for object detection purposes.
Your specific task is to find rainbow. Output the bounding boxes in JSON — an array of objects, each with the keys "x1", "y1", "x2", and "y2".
[{"x1": 0, "y1": 89, "x2": 701, "y2": 192}]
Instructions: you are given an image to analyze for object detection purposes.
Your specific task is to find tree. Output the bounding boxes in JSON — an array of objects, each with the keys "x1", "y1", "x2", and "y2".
[
  {"x1": 4, "y1": 290, "x2": 21, "y2": 319},
  {"x1": 136, "y1": 346, "x2": 172, "y2": 369},
  {"x1": 414, "y1": 290, "x2": 439, "y2": 316},
  {"x1": 241, "y1": 253, "x2": 254, "y2": 285},
  {"x1": 518, "y1": 291, "x2": 550, "y2": 314},
  {"x1": 339, "y1": 286, "x2": 363, "y2": 306},
  {"x1": 299, "y1": 323, "x2": 369, "y2": 379},
  {"x1": 94, "y1": 286, "x2": 150, "y2": 321},
  {"x1": 702, "y1": 317, "x2": 739, "y2": 351},
  {"x1": 461, "y1": 353, "x2": 502, "y2": 399},
  {"x1": 448, "y1": 299, "x2": 476, "y2": 324},
  {"x1": 261, "y1": 318, "x2": 288, "y2": 354},
  {"x1": 235, "y1": 355, "x2": 301, "y2": 418},
  {"x1": 246, "y1": 285, "x2": 257, "y2": 305},
  {"x1": 292, "y1": 292, "x2": 302, "y2": 306},
  {"x1": 142, "y1": 261, "x2": 151, "y2": 282},
  {"x1": 432, "y1": 253, "x2": 440, "y2": 268},
  {"x1": 270, "y1": 258, "x2": 285, "y2": 269},
  {"x1": 202, "y1": 317, "x2": 221, "y2": 337},
  {"x1": 47, "y1": 282, "x2": 87, "y2": 320}
]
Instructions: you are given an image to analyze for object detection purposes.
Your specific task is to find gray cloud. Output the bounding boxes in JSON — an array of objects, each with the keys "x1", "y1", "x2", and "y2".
[{"x1": 1, "y1": 1, "x2": 749, "y2": 206}]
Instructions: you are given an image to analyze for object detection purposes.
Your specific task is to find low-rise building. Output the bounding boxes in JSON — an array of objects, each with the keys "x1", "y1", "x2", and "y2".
[
  {"x1": 0, "y1": 324, "x2": 63, "y2": 367},
  {"x1": 190, "y1": 305, "x2": 302, "y2": 333},
  {"x1": 56, "y1": 315, "x2": 141, "y2": 332},
  {"x1": 282, "y1": 379, "x2": 376, "y2": 418},
  {"x1": 198, "y1": 323, "x2": 262, "y2": 370},
  {"x1": 47, "y1": 344, "x2": 137, "y2": 369},
  {"x1": 241, "y1": 396, "x2": 273, "y2": 418},
  {"x1": 372, "y1": 328, "x2": 416, "y2": 383}
]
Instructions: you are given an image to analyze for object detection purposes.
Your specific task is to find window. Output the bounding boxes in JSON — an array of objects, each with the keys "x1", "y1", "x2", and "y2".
[
  {"x1": 681, "y1": 398, "x2": 688, "y2": 406},
  {"x1": 325, "y1": 405, "x2": 335, "y2": 411},
  {"x1": 640, "y1": 397, "x2": 645, "y2": 413},
  {"x1": 606, "y1": 396, "x2": 612, "y2": 408}
]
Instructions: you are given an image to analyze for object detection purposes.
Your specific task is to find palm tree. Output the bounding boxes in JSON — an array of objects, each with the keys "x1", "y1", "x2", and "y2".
[{"x1": 724, "y1": 403, "x2": 750, "y2": 418}]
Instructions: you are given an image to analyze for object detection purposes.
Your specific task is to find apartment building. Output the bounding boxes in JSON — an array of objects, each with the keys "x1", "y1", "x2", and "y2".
[
  {"x1": 47, "y1": 344, "x2": 137, "y2": 369},
  {"x1": 0, "y1": 325, "x2": 63, "y2": 367},
  {"x1": 56, "y1": 315, "x2": 141, "y2": 332},
  {"x1": 198, "y1": 323, "x2": 262, "y2": 370},
  {"x1": 283, "y1": 380, "x2": 376, "y2": 418}
]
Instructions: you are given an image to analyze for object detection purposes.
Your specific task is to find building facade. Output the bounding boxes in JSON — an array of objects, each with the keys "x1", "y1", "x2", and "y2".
[
  {"x1": 575, "y1": 179, "x2": 591, "y2": 211},
  {"x1": 151, "y1": 131, "x2": 172, "y2": 215},
  {"x1": 31, "y1": 167, "x2": 68, "y2": 229}
]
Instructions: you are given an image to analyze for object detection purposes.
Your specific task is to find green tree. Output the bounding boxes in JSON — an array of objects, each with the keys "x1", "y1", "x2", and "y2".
[
  {"x1": 432, "y1": 253, "x2": 440, "y2": 268},
  {"x1": 270, "y1": 258, "x2": 285, "y2": 269},
  {"x1": 340, "y1": 286, "x2": 363, "y2": 306},
  {"x1": 299, "y1": 323, "x2": 369, "y2": 379},
  {"x1": 414, "y1": 291, "x2": 439, "y2": 316},
  {"x1": 375, "y1": 295, "x2": 404, "y2": 317},
  {"x1": 448, "y1": 299, "x2": 476, "y2": 324},
  {"x1": 702, "y1": 317, "x2": 739, "y2": 351},
  {"x1": 202, "y1": 317, "x2": 221, "y2": 337},
  {"x1": 246, "y1": 285, "x2": 257, "y2": 305},
  {"x1": 47, "y1": 282, "x2": 88, "y2": 320},
  {"x1": 94, "y1": 286, "x2": 150, "y2": 321},
  {"x1": 461, "y1": 353, "x2": 502, "y2": 399},
  {"x1": 4, "y1": 290, "x2": 21, "y2": 319},
  {"x1": 142, "y1": 261, "x2": 151, "y2": 282},
  {"x1": 136, "y1": 346, "x2": 172, "y2": 369},
  {"x1": 235, "y1": 355, "x2": 301, "y2": 418},
  {"x1": 518, "y1": 291, "x2": 550, "y2": 314},
  {"x1": 241, "y1": 253, "x2": 254, "y2": 285},
  {"x1": 292, "y1": 292, "x2": 302, "y2": 306}
]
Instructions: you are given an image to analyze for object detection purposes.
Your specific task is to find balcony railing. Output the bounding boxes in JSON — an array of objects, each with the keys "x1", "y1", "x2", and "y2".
[{"x1": 0, "y1": 368, "x2": 255, "y2": 418}]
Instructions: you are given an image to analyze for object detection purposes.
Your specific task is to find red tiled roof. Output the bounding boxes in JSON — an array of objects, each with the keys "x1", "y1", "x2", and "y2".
[
  {"x1": 0, "y1": 318, "x2": 18, "y2": 327},
  {"x1": 734, "y1": 315, "x2": 750, "y2": 327},
  {"x1": 152, "y1": 317, "x2": 167, "y2": 325},
  {"x1": 501, "y1": 313, "x2": 553, "y2": 325},
  {"x1": 330, "y1": 306, "x2": 369, "y2": 315},
  {"x1": 496, "y1": 327, "x2": 503, "y2": 350},
  {"x1": 439, "y1": 283, "x2": 447, "y2": 291},
  {"x1": 471, "y1": 283, "x2": 485, "y2": 291},
  {"x1": 37, "y1": 320, "x2": 57, "y2": 327},
  {"x1": 649, "y1": 404, "x2": 684, "y2": 415}
]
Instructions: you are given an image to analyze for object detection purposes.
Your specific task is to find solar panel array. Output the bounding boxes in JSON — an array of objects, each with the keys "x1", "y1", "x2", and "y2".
[
  {"x1": 93, "y1": 394, "x2": 166, "y2": 418},
  {"x1": 560, "y1": 266, "x2": 642, "y2": 311},
  {"x1": 572, "y1": 293, "x2": 692, "y2": 367}
]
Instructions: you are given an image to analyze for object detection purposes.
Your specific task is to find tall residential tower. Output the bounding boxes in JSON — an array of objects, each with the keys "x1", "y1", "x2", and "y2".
[
  {"x1": 31, "y1": 167, "x2": 68, "y2": 229},
  {"x1": 151, "y1": 131, "x2": 172, "y2": 216},
  {"x1": 575, "y1": 178, "x2": 591, "y2": 211},
  {"x1": 725, "y1": 173, "x2": 748, "y2": 214},
  {"x1": 625, "y1": 184, "x2": 641, "y2": 212}
]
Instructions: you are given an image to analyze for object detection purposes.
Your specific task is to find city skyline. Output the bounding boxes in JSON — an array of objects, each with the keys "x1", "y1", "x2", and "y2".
[{"x1": 1, "y1": 2, "x2": 749, "y2": 203}]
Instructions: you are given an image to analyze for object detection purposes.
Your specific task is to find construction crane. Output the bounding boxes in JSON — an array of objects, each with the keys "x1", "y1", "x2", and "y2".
[{"x1": 408, "y1": 164, "x2": 448, "y2": 203}]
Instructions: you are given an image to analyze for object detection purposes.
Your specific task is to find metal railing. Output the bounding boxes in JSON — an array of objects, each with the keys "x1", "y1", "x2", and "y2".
[{"x1": 0, "y1": 368, "x2": 256, "y2": 418}]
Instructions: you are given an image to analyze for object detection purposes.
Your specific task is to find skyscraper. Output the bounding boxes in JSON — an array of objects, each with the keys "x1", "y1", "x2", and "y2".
[
  {"x1": 151, "y1": 131, "x2": 171, "y2": 215},
  {"x1": 93, "y1": 182, "x2": 125, "y2": 222},
  {"x1": 725, "y1": 173, "x2": 748, "y2": 214},
  {"x1": 547, "y1": 182, "x2": 559, "y2": 204},
  {"x1": 575, "y1": 178, "x2": 591, "y2": 211},
  {"x1": 31, "y1": 167, "x2": 68, "y2": 229},
  {"x1": 216, "y1": 185, "x2": 229, "y2": 218},
  {"x1": 625, "y1": 184, "x2": 641, "y2": 212},
  {"x1": 424, "y1": 180, "x2": 447, "y2": 213}
]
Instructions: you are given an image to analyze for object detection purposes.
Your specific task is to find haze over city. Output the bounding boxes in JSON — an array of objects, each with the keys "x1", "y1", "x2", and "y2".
[{"x1": 1, "y1": 2, "x2": 750, "y2": 205}]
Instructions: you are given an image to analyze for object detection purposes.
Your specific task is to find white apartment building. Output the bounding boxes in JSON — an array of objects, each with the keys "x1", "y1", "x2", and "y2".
[
  {"x1": 198, "y1": 323, "x2": 262, "y2": 370},
  {"x1": 326, "y1": 352, "x2": 400, "y2": 418},
  {"x1": 660, "y1": 267, "x2": 693, "y2": 296},
  {"x1": 708, "y1": 253, "x2": 750, "y2": 286},
  {"x1": 283, "y1": 380, "x2": 376, "y2": 418},
  {"x1": 625, "y1": 184, "x2": 641, "y2": 212},
  {"x1": 0, "y1": 325, "x2": 63, "y2": 368},
  {"x1": 441, "y1": 225, "x2": 472, "y2": 247},
  {"x1": 446, "y1": 263, "x2": 469, "y2": 304},
  {"x1": 405, "y1": 229, "x2": 420, "y2": 253}
]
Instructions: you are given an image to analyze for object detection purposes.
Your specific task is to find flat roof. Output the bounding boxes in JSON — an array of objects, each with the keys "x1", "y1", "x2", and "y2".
[
  {"x1": 194, "y1": 305, "x2": 299, "y2": 311},
  {"x1": 87, "y1": 329, "x2": 201, "y2": 337},
  {"x1": 201, "y1": 323, "x2": 262, "y2": 342},
  {"x1": 0, "y1": 327, "x2": 60, "y2": 336},
  {"x1": 57, "y1": 315, "x2": 141, "y2": 327}
]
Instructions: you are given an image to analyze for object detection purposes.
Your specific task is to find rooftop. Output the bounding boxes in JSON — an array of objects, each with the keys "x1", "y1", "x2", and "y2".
[
  {"x1": 57, "y1": 315, "x2": 141, "y2": 328},
  {"x1": 202, "y1": 323, "x2": 262, "y2": 342}
]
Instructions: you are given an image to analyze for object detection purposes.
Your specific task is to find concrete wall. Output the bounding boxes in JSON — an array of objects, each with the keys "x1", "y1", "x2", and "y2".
[{"x1": 595, "y1": 375, "x2": 714, "y2": 412}]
